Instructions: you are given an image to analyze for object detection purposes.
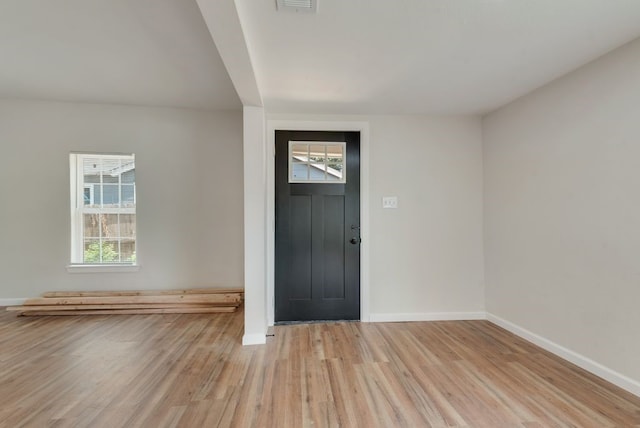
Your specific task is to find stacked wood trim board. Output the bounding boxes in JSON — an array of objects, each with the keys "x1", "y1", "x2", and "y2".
[{"x1": 6, "y1": 288, "x2": 244, "y2": 316}]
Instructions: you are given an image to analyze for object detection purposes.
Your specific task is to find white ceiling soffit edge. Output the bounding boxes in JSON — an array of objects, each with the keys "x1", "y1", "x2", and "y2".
[
  {"x1": 195, "y1": 0, "x2": 263, "y2": 107},
  {"x1": 276, "y1": 0, "x2": 317, "y2": 13}
]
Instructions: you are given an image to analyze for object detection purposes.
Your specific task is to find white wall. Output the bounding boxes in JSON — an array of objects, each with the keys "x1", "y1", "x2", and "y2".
[
  {"x1": 369, "y1": 116, "x2": 485, "y2": 319},
  {"x1": 483, "y1": 38, "x2": 640, "y2": 384},
  {"x1": 267, "y1": 114, "x2": 485, "y2": 322},
  {"x1": 0, "y1": 100, "x2": 244, "y2": 300}
]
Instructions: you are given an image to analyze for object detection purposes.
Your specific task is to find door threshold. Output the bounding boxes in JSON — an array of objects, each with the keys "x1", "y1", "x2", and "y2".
[{"x1": 275, "y1": 319, "x2": 359, "y2": 326}]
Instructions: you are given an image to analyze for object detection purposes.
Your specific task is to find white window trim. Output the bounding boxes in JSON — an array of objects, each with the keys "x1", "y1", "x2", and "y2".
[
  {"x1": 67, "y1": 264, "x2": 140, "y2": 273},
  {"x1": 69, "y1": 153, "x2": 138, "y2": 269}
]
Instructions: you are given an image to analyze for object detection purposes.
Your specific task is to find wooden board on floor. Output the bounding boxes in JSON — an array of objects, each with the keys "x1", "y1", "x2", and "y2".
[
  {"x1": 7, "y1": 288, "x2": 244, "y2": 317},
  {"x1": 41, "y1": 288, "x2": 244, "y2": 298},
  {"x1": 22, "y1": 294, "x2": 241, "y2": 307},
  {"x1": 18, "y1": 307, "x2": 237, "y2": 316},
  {"x1": 6, "y1": 303, "x2": 227, "y2": 312}
]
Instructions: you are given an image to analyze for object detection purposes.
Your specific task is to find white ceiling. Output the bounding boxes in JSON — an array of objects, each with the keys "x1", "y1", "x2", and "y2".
[
  {"x1": 2, "y1": 1, "x2": 640, "y2": 115},
  {"x1": 0, "y1": 0, "x2": 241, "y2": 110},
  {"x1": 235, "y1": 0, "x2": 640, "y2": 115}
]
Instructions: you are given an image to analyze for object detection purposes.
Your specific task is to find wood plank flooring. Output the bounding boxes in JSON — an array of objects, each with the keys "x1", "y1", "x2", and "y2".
[{"x1": 0, "y1": 308, "x2": 639, "y2": 427}]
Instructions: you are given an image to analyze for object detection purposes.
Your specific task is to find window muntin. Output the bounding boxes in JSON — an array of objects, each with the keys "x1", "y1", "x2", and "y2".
[
  {"x1": 70, "y1": 154, "x2": 136, "y2": 264},
  {"x1": 289, "y1": 141, "x2": 345, "y2": 183}
]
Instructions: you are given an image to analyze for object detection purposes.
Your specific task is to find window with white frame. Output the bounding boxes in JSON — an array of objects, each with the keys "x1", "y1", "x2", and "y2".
[{"x1": 70, "y1": 153, "x2": 136, "y2": 264}]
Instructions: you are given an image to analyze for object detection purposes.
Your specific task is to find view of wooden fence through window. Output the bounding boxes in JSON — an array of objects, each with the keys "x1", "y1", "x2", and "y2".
[{"x1": 71, "y1": 154, "x2": 136, "y2": 264}]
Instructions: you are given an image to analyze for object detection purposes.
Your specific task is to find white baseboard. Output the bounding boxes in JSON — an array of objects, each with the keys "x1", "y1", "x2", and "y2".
[
  {"x1": 242, "y1": 333, "x2": 267, "y2": 346},
  {"x1": 369, "y1": 311, "x2": 487, "y2": 323},
  {"x1": 487, "y1": 313, "x2": 640, "y2": 398},
  {"x1": 0, "y1": 298, "x2": 27, "y2": 307}
]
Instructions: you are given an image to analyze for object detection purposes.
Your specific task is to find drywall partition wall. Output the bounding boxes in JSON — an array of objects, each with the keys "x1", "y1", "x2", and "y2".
[
  {"x1": 266, "y1": 114, "x2": 485, "y2": 323},
  {"x1": 0, "y1": 100, "x2": 244, "y2": 301},
  {"x1": 243, "y1": 106, "x2": 268, "y2": 345},
  {"x1": 483, "y1": 37, "x2": 640, "y2": 390}
]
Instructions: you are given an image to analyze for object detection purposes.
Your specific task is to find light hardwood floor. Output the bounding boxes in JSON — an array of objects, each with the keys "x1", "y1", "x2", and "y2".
[{"x1": 0, "y1": 308, "x2": 638, "y2": 427}]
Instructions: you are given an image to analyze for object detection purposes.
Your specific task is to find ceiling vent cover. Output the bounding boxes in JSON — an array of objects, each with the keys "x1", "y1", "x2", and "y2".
[{"x1": 276, "y1": 0, "x2": 317, "y2": 13}]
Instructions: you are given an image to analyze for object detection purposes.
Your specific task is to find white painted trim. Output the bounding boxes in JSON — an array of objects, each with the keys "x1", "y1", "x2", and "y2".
[
  {"x1": 242, "y1": 333, "x2": 267, "y2": 346},
  {"x1": 66, "y1": 264, "x2": 140, "y2": 273},
  {"x1": 266, "y1": 120, "x2": 371, "y2": 325},
  {"x1": 487, "y1": 313, "x2": 640, "y2": 398},
  {"x1": 0, "y1": 298, "x2": 27, "y2": 307},
  {"x1": 370, "y1": 311, "x2": 487, "y2": 323}
]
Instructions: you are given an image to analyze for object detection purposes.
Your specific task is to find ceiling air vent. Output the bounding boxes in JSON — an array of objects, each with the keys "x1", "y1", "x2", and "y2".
[{"x1": 276, "y1": 0, "x2": 317, "y2": 13}]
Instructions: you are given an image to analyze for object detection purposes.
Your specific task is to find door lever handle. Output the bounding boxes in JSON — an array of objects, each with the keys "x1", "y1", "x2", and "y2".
[
  {"x1": 350, "y1": 225, "x2": 360, "y2": 230},
  {"x1": 350, "y1": 237, "x2": 361, "y2": 245}
]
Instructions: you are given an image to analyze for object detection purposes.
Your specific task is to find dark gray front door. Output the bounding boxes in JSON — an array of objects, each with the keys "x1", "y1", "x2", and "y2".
[{"x1": 275, "y1": 130, "x2": 361, "y2": 322}]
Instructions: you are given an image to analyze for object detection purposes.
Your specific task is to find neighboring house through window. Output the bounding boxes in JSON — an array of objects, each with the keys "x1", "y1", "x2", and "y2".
[{"x1": 69, "y1": 153, "x2": 136, "y2": 264}]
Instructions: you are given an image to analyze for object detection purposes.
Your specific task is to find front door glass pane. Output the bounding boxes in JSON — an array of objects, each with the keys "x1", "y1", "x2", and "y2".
[{"x1": 289, "y1": 142, "x2": 345, "y2": 183}]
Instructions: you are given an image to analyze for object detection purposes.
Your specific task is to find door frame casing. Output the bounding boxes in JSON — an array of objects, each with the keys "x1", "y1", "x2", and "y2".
[{"x1": 266, "y1": 120, "x2": 370, "y2": 326}]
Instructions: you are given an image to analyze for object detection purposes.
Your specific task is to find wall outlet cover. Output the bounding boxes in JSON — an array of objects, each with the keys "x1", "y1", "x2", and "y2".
[{"x1": 382, "y1": 196, "x2": 398, "y2": 209}]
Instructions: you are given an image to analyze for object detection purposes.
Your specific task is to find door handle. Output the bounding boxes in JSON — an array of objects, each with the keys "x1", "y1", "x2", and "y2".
[{"x1": 350, "y1": 225, "x2": 361, "y2": 245}]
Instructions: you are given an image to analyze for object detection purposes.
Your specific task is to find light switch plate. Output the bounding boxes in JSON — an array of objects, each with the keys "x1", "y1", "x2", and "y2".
[{"x1": 382, "y1": 196, "x2": 398, "y2": 209}]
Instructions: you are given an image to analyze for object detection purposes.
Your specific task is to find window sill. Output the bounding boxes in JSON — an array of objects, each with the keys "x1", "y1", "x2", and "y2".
[{"x1": 66, "y1": 264, "x2": 140, "y2": 274}]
